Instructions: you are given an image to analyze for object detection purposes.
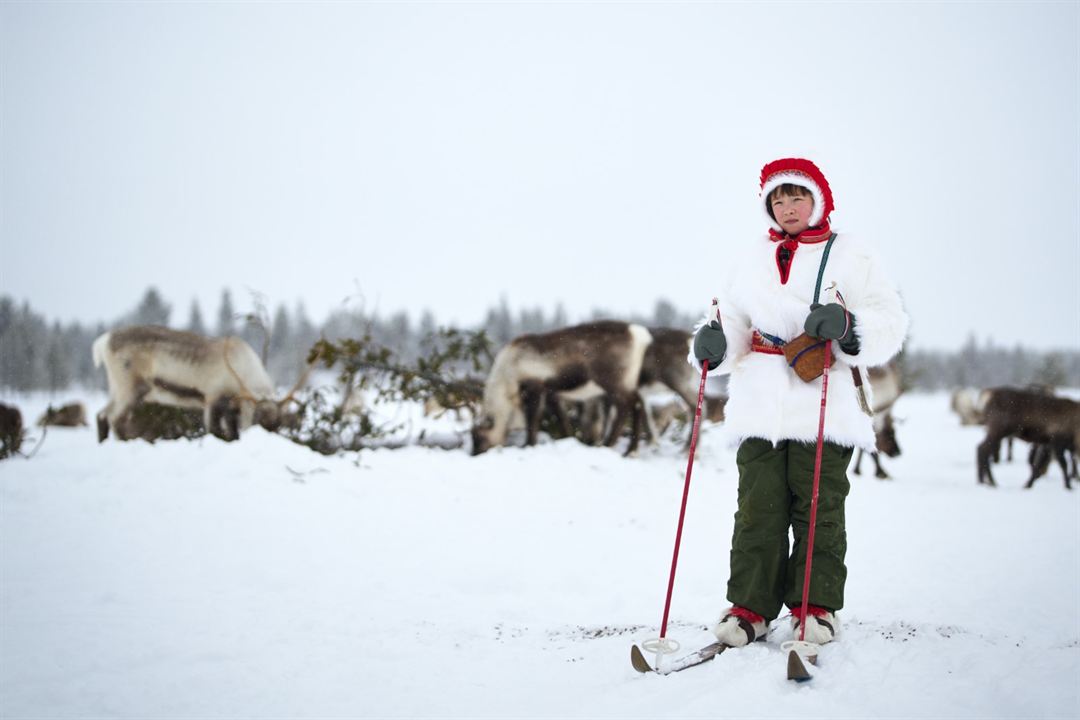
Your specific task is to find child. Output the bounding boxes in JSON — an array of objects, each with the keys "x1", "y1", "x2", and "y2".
[{"x1": 689, "y1": 158, "x2": 908, "y2": 647}]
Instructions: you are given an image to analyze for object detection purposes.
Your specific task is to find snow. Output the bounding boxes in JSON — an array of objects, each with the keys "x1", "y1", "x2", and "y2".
[{"x1": 2, "y1": 391, "x2": 1078, "y2": 718}]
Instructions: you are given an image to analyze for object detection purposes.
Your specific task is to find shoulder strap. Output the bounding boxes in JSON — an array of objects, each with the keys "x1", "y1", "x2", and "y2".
[{"x1": 813, "y1": 233, "x2": 838, "y2": 304}]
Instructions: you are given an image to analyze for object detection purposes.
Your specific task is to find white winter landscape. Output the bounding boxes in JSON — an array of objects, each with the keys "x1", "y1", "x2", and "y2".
[{"x1": 1, "y1": 390, "x2": 1077, "y2": 719}]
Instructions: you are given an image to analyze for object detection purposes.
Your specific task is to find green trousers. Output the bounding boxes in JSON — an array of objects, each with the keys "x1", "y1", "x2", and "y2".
[{"x1": 727, "y1": 438, "x2": 853, "y2": 621}]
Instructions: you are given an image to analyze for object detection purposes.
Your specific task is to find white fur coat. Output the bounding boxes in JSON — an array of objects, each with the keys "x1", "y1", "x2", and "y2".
[{"x1": 688, "y1": 233, "x2": 908, "y2": 452}]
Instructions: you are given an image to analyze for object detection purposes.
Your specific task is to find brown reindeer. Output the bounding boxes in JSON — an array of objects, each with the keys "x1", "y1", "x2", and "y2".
[
  {"x1": 540, "y1": 328, "x2": 726, "y2": 450},
  {"x1": 36, "y1": 402, "x2": 89, "y2": 428},
  {"x1": 976, "y1": 387, "x2": 1080, "y2": 489},
  {"x1": 634, "y1": 327, "x2": 726, "y2": 446},
  {"x1": 853, "y1": 362, "x2": 903, "y2": 479},
  {"x1": 471, "y1": 321, "x2": 652, "y2": 455}
]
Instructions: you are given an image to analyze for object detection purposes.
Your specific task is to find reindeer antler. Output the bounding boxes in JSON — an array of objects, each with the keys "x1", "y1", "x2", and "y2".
[{"x1": 223, "y1": 337, "x2": 260, "y2": 404}]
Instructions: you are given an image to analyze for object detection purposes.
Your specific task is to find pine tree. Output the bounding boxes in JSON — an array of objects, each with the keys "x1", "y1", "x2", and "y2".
[
  {"x1": 0, "y1": 296, "x2": 13, "y2": 339},
  {"x1": 237, "y1": 291, "x2": 270, "y2": 363},
  {"x1": 652, "y1": 298, "x2": 678, "y2": 328},
  {"x1": 519, "y1": 307, "x2": 545, "y2": 334},
  {"x1": 216, "y1": 289, "x2": 235, "y2": 337},
  {"x1": 187, "y1": 299, "x2": 207, "y2": 335},
  {"x1": 270, "y1": 304, "x2": 291, "y2": 356},
  {"x1": 418, "y1": 310, "x2": 437, "y2": 343},
  {"x1": 1034, "y1": 353, "x2": 1067, "y2": 388},
  {"x1": 484, "y1": 297, "x2": 514, "y2": 346},
  {"x1": 293, "y1": 302, "x2": 317, "y2": 356},
  {"x1": 44, "y1": 321, "x2": 72, "y2": 393},
  {"x1": 67, "y1": 322, "x2": 96, "y2": 388},
  {"x1": 3, "y1": 302, "x2": 47, "y2": 391},
  {"x1": 552, "y1": 302, "x2": 568, "y2": 329},
  {"x1": 129, "y1": 287, "x2": 171, "y2": 326}
]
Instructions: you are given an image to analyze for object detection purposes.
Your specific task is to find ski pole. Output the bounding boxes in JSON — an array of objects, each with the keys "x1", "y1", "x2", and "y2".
[
  {"x1": 797, "y1": 339, "x2": 832, "y2": 642},
  {"x1": 646, "y1": 299, "x2": 719, "y2": 668}
]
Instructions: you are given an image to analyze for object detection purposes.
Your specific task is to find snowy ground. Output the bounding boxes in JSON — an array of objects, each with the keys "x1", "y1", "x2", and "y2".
[{"x1": 1, "y1": 391, "x2": 1078, "y2": 719}]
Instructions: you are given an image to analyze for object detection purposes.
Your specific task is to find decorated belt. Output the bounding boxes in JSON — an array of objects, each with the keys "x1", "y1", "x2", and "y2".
[{"x1": 750, "y1": 330, "x2": 786, "y2": 355}]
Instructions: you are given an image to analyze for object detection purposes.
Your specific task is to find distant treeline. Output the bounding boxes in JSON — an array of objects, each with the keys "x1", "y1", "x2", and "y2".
[{"x1": 0, "y1": 289, "x2": 1077, "y2": 393}]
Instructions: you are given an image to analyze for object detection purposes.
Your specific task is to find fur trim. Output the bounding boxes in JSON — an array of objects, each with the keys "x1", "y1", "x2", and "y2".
[{"x1": 760, "y1": 158, "x2": 835, "y2": 232}]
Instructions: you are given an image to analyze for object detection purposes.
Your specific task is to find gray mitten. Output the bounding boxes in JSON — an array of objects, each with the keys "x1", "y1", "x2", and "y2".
[
  {"x1": 693, "y1": 320, "x2": 727, "y2": 370},
  {"x1": 804, "y1": 303, "x2": 860, "y2": 354}
]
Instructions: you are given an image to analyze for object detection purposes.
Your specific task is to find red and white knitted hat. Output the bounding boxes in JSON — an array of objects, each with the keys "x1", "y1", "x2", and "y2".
[{"x1": 759, "y1": 158, "x2": 834, "y2": 232}]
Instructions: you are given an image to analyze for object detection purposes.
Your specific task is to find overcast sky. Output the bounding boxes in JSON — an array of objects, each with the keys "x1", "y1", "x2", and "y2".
[{"x1": 2, "y1": 1, "x2": 1077, "y2": 352}]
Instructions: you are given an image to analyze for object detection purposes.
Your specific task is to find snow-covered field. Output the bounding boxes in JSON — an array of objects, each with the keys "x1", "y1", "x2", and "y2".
[{"x1": 1, "y1": 391, "x2": 1078, "y2": 719}]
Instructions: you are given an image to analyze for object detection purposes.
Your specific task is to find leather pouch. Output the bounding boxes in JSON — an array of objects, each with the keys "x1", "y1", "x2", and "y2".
[{"x1": 783, "y1": 332, "x2": 827, "y2": 383}]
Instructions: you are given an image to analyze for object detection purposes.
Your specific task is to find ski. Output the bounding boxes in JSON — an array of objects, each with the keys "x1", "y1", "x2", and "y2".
[{"x1": 630, "y1": 641, "x2": 728, "y2": 675}]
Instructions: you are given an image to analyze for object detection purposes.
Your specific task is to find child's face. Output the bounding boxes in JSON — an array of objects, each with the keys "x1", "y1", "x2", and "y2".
[{"x1": 770, "y1": 191, "x2": 815, "y2": 235}]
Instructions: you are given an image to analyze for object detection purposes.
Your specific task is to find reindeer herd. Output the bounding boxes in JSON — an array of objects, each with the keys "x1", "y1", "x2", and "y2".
[
  {"x1": 0, "y1": 321, "x2": 1076, "y2": 491},
  {"x1": 952, "y1": 385, "x2": 1080, "y2": 490}
]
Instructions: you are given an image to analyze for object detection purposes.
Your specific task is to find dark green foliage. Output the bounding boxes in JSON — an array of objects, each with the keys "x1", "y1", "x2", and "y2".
[
  {"x1": 280, "y1": 328, "x2": 492, "y2": 456},
  {"x1": 126, "y1": 403, "x2": 206, "y2": 443}
]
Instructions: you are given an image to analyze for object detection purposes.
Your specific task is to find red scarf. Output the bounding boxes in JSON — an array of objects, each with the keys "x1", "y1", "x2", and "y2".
[{"x1": 770, "y1": 220, "x2": 832, "y2": 285}]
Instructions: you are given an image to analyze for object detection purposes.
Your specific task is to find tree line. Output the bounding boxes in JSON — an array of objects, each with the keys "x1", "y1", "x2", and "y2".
[{"x1": 0, "y1": 288, "x2": 1077, "y2": 394}]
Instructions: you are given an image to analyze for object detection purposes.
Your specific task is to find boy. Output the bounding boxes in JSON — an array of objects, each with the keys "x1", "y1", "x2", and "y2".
[{"x1": 689, "y1": 158, "x2": 907, "y2": 647}]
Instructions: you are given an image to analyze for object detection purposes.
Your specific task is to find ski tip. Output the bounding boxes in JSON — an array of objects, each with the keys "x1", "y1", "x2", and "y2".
[
  {"x1": 630, "y1": 644, "x2": 654, "y2": 674},
  {"x1": 786, "y1": 649, "x2": 813, "y2": 682}
]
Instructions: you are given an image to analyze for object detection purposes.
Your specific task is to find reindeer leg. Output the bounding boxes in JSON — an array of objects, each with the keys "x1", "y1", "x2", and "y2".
[
  {"x1": 626, "y1": 395, "x2": 648, "y2": 456},
  {"x1": 207, "y1": 401, "x2": 226, "y2": 441},
  {"x1": 1053, "y1": 444, "x2": 1072, "y2": 490},
  {"x1": 581, "y1": 399, "x2": 605, "y2": 446},
  {"x1": 977, "y1": 436, "x2": 1000, "y2": 486},
  {"x1": 96, "y1": 409, "x2": 110, "y2": 443},
  {"x1": 603, "y1": 397, "x2": 631, "y2": 450},
  {"x1": 551, "y1": 397, "x2": 573, "y2": 439},
  {"x1": 212, "y1": 397, "x2": 241, "y2": 442},
  {"x1": 853, "y1": 449, "x2": 863, "y2": 476},
  {"x1": 622, "y1": 396, "x2": 646, "y2": 457},
  {"x1": 113, "y1": 380, "x2": 152, "y2": 442},
  {"x1": 873, "y1": 452, "x2": 890, "y2": 480},
  {"x1": 1024, "y1": 443, "x2": 1053, "y2": 489},
  {"x1": 520, "y1": 382, "x2": 544, "y2": 447}
]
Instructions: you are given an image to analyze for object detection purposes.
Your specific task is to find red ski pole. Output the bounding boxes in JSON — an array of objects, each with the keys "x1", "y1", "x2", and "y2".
[
  {"x1": 643, "y1": 300, "x2": 719, "y2": 667},
  {"x1": 797, "y1": 339, "x2": 832, "y2": 642}
]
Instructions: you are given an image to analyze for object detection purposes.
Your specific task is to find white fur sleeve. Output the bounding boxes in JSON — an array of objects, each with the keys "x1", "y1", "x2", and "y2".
[{"x1": 836, "y1": 251, "x2": 909, "y2": 367}]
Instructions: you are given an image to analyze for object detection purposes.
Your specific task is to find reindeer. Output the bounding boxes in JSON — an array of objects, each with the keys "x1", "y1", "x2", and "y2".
[
  {"x1": 471, "y1": 321, "x2": 652, "y2": 455},
  {"x1": 976, "y1": 387, "x2": 1080, "y2": 489},
  {"x1": 957, "y1": 384, "x2": 1054, "y2": 463},
  {"x1": 950, "y1": 387, "x2": 987, "y2": 426},
  {"x1": 93, "y1": 325, "x2": 313, "y2": 443},
  {"x1": 635, "y1": 327, "x2": 726, "y2": 446},
  {"x1": 36, "y1": 402, "x2": 88, "y2": 428},
  {"x1": 0, "y1": 403, "x2": 23, "y2": 459},
  {"x1": 853, "y1": 362, "x2": 903, "y2": 479},
  {"x1": 536, "y1": 327, "x2": 726, "y2": 451}
]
